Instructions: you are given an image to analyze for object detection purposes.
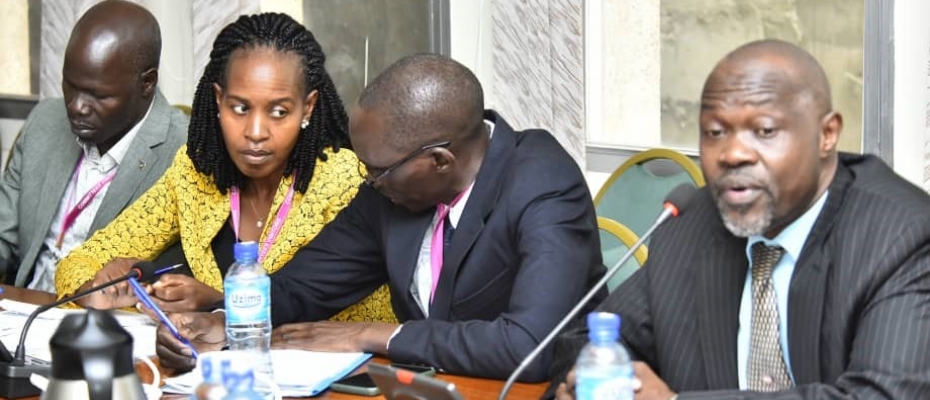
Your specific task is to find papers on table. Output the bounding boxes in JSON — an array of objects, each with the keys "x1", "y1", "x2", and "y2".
[
  {"x1": 162, "y1": 349, "x2": 372, "y2": 397},
  {"x1": 0, "y1": 299, "x2": 157, "y2": 362}
]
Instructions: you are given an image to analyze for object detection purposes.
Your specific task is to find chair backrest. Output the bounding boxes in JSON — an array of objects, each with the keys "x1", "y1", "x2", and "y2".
[
  {"x1": 594, "y1": 149, "x2": 704, "y2": 238},
  {"x1": 597, "y1": 216, "x2": 647, "y2": 291}
]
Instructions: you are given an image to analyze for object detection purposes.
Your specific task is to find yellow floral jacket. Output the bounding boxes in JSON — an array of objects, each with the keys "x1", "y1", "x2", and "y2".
[{"x1": 56, "y1": 145, "x2": 396, "y2": 323}]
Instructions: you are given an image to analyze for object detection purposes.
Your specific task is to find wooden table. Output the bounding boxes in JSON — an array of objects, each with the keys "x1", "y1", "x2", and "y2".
[
  {"x1": 0, "y1": 285, "x2": 55, "y2": 305},
  {"x1": 0, "y1": 284, "x2": 547, "y2": 399}
]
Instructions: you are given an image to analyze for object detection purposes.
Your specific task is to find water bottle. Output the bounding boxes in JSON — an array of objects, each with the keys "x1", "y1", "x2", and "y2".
[
  {"x1": 224, "y1": 241, "x2": 273, "y2": 398},
  {"x1": 575, "y1": 312, "x2": 634, "y2": 400},
  {"x1": 222, "y1": 368, "x2": 264, "y2": 400},
  {"x1": 193, "y1": 355, "x2": 228, "y2": 400}
]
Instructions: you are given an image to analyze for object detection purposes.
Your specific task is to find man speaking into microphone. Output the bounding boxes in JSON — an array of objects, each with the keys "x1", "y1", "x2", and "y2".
[{"x1": 549, "y1": 40, "x2": 930, "y2": 399}]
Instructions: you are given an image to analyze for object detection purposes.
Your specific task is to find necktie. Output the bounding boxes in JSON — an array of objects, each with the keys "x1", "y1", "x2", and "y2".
[
  {"x1": 428, "y1": 188, "x2": 469, "y2": 303},
  {"x1": 747, "y1": 242, "x2": 793, "y2": 391},
  {"x1": 443, "y1": 214, "x2": 455, "y2": 248}
]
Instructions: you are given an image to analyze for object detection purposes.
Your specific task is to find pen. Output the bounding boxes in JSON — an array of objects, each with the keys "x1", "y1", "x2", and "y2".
[
  {"x1": 128, "y1": 277, "x2": 199, "y2": 360},
  {"x1": 154, "y1": 263, "x2": 184, "y2": 277}
]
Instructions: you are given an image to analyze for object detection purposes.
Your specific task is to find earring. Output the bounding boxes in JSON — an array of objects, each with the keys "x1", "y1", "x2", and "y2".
[
  {"x1": 300, "y1": 119, "x2": 309, "y2": 129},
  {"x1": 216, "y1": 112, "x2": 220, "y2": 118}
]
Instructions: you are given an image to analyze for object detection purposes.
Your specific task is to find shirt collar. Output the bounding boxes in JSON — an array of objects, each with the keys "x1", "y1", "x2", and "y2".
[
  {"x1": 76, "y1": 99, "x2": 154, "y2": 167},
  {"x1": 747, "y1": 190, "x2": 829, "y2": 261}
]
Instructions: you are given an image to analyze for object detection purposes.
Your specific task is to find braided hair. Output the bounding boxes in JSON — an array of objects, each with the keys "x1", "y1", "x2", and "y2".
[{"x1": 187, "y1": 12, "x2": 349, "y2": 194}]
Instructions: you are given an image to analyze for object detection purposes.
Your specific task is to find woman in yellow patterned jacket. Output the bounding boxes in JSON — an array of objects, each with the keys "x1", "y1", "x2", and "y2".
[{"x1": 56, "y1": 13, "x2": 395, "y2": 323}]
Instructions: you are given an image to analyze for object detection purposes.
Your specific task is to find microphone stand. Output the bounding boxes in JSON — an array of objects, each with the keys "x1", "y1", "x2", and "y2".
[
  {"x1": 12, "y1": 273, "x2": 138, "y2": 365},
  {"x1": 0, "y1": 262, "x2": 172, "y2": 398},
  {"x1": 496, "y1": 207, "x2": 676, "y2": 400}
]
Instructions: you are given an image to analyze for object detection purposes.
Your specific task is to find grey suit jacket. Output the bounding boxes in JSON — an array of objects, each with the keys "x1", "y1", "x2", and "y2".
[
  {"x1": 548, "y1": 153, "x2": 930, "y2": 399},
  {"x1": 0, "y1": 91, "x2": 188, "y2": 287}
]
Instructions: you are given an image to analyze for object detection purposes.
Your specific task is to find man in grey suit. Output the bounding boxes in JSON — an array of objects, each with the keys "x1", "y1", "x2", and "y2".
[
  {"x1": 550, "y1": 40, "x2": 930, "y2": 399},
  {"x1": 0, "y1": 0, "x2": 187, "y2": 291}
]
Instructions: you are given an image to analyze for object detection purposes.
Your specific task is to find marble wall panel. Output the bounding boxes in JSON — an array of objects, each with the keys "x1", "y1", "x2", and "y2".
[{"x1": 491, "y1": 0, "x2": 585, "y2": 168}]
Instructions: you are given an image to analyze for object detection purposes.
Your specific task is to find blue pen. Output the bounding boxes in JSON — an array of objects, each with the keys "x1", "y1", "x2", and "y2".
[
  {"x1": 128, "y1": 277, "x2": 200, "y2": 360},
  {"x1": 154, "y1": 263, "x2": 184, "y2": 276}
]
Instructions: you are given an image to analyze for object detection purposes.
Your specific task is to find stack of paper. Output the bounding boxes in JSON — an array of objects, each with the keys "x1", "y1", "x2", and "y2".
[
  {"x1": 0, "y1": 299, "x2": 157, "y2": 362},
  {"x1": 162, "y1": 349, "x2": 372, "y2": 397}
]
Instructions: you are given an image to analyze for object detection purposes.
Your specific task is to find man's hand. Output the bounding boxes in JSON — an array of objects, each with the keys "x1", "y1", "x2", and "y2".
[
  {"x1": 150, "y1": 274, "x2": 223, "y2": 312},
  {"x1": 155, "y1": 311, "x2": 226, "y2": 371},
  {"x1": 271, "y1": 321, "x2": 400, "y2": 354},
  {"x1": 555, "y1": 369, "x2": 577, "y2": 400},
  {"x1": 556, "y1": 363, "x2": 677, "y2": 400},
  {"x1": 633, "y1": 361, "x2": 675, "y2": 400},
  {"x1": 75, "y1": 257, "x2": 144, "y2": 309}
]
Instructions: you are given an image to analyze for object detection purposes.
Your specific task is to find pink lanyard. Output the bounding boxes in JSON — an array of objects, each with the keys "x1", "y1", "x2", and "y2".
[
  {"x1": 229, "y1": 180, "x2": 296, "y2": 263},
  {"x1": 56, "y1": 156, "x2": 117, "y2": 248},
  {"x1": 429, "y1": 188, "x2": 469, "y2": 303}
]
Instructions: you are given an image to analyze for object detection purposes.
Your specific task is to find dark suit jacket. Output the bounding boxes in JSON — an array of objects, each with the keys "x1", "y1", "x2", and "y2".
[
  {"x1": 0, "y1": 92, "x2": 188, "y2": 286},
  {"x1": 548, "y1": 153, "x2": 930, "y2": 399},
  {"x1": 270, "y1": 111, "x2": 605, "y2": 381}
]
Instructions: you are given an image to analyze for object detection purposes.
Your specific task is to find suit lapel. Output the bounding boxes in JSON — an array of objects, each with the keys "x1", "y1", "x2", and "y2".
[
  {"x1": 696, "y1": 229, "x2": 746, "y2": 389},
  {"x1": 787, "y1": 163, "x2": 852, "y2": 384},
  {"x1": 91, "y1": 93, "x2": 170, "y2": 230},
  {"x1": 33, "y1": 137, "x2": 82, "y2": 250},
  {"x1": 387, "y1": 207, "x2": 434, "y2": 320},
  {"x1": 429, "y1": 112, "x2": 512, "y2": 320}
]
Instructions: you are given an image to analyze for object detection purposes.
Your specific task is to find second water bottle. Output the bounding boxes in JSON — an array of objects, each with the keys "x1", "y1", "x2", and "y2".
[{"x1": 224, "y1": 241, "x2": 273, "y2": 399}]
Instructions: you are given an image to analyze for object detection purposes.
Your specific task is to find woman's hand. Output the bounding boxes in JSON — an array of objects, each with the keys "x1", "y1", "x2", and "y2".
[
  {"x1": 150, "y1": 274, "x2": 224, "y2": 312},
  {"x1": 155, "y1": 311, "x2": 226, "y2": 371},
  {"x1": 74, "y1": 257, "x2": 144, "y2": 309}
]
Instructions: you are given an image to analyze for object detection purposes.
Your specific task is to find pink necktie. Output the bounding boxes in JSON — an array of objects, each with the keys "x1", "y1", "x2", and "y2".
[{"x1": 429, "y1": 190, "x2": 468, "y2": 303}]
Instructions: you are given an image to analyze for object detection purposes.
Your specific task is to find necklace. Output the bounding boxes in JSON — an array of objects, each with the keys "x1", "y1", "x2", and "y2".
[{"x1": 248, "y1": 197, "x2": 264, "y2": 228}]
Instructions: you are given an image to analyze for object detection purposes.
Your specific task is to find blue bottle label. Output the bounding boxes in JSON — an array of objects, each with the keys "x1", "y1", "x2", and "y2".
[{"x1": 225, "y1": 276, "x2": 270, "y2": 324}]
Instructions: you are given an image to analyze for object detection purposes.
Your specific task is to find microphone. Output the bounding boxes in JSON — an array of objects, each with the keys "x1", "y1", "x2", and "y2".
[
  {"x1": 1, "y1": 261, "x2": 164, "y2": 381},
  {"x1": 497, "y1": 183, "x2": 698, "y2": 400}
]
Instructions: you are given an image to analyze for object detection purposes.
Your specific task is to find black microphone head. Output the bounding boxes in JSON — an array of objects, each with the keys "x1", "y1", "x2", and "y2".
[
  {"x1": 663, "y1": 183, "x2": 698, "y2": 217},
  {"x1": 130, "y1": 261, "x2": 160, "y2": 283}
]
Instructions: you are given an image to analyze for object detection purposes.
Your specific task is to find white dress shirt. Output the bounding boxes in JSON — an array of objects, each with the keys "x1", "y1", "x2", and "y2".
[{"x1": 410, "y1": 182, "x2": 475, "y2": 316}]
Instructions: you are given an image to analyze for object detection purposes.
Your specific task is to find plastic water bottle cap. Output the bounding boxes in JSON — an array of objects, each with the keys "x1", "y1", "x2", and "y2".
[
  {"x1": 234, "y1": 241, "x2": 259, "y2": 262},
  {"x1": 587, "y1": 312, "x2": 621, "y2": 343}
]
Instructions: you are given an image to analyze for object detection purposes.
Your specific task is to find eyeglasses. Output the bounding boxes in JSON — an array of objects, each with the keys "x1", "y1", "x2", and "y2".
[{"x1": 359, "y1": 141, "x2": 452, "y2": 185}]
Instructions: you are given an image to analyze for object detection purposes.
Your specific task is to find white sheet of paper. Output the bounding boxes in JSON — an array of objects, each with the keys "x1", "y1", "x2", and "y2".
[
  {"x1": 0, "y1": 299, "x2": 153, "y2": 326},
  {"x1": 162, "y1": 349, "x2": 372, "y2": 397},
  {"x1": 0, "y1": 299, "x2": 157, "y2": 362}
]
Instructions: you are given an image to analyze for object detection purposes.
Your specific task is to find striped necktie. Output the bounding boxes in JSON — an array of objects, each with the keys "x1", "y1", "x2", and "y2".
[{"x1": 747, "y1": 242, "x2": 793, "y2": 391}]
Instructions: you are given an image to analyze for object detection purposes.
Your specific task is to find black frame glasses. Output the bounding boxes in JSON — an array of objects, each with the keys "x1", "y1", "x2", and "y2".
[{"x1": 360, "y1": 141, "x2": 452, "y2": 185}]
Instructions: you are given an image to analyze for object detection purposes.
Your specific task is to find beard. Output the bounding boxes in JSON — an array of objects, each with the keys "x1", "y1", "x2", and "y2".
[
  {"x1": 711, "y1": 168, "x2": 776, "y2": 238},
  {"x1": 716, "y1": 190, "x2": 775, "y2": 237}
]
